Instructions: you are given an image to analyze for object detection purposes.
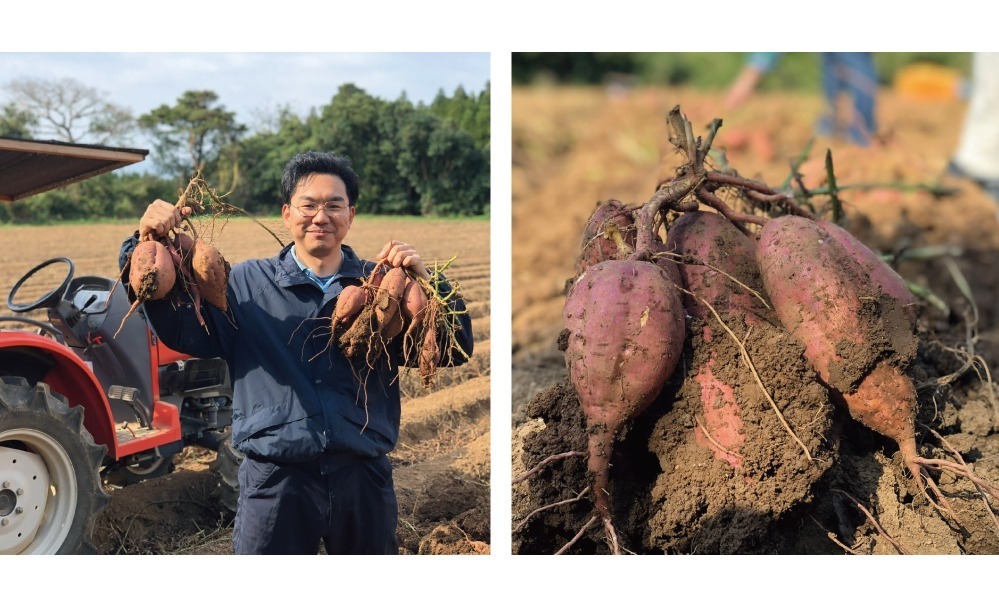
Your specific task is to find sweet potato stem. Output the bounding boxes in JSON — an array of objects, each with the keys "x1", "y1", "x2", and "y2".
[{"x1": 695, "y1": 188, "x2": 763, "y2": 232}]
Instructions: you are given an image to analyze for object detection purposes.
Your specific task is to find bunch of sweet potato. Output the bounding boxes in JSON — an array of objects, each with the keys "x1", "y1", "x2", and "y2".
[
  {"x1": 562, "y1": 188, "x2": 929, "y2": 548},
  {"x1": 537, "y1": 106, "x2": 999, "y2": 555},
  {"x1": 562, "y1": 199, "x2": 687, "y2": 553},
  {"x1": 334, "y1": 264, "x2": 439, "y2": 384},
  {"x1": 118, "y1": 229, "x2": 230, "y2": 335}
]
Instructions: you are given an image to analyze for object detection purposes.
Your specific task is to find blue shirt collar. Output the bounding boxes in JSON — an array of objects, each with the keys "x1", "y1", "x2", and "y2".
[{"x1": 291, "y1": 246, "x2": 346, "y2": 292}]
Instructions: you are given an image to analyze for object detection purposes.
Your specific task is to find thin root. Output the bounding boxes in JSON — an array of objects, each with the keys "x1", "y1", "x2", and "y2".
[
  {"x1": 555, "y1": 515, "x2": 598, "y2": 556},
  {"x1": 693, "y1": 415, "x2": 743, "y2": 462},
  {"x1": 602, "y1": 517, "x2": 621, "y2": 555},
  {"x1": 832, "y1": 488, "x2": 910, "y2": 555},
  {"x1": 512, "y1": 450, "x2": 587, "y2": 484},
  {"x1": 654, "y1": 248, "x2": 771, "y2": 311},
  {"x1": 514, "y1": 486, "x2": 590, "y2": 533},
  {"x1": 808, "y1": 515, "x2": 858, "y2": 555}
]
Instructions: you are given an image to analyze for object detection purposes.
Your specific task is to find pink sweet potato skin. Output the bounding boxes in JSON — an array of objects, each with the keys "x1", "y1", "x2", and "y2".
[
  {"x1": 842, "y1": 361, "x2": 919, "y2": 461},
  {"x1": 693, "y1": 357, "x2": 744, "y2": 468},
  {"x1": 757, "y1": 216, "x2": 917, "y2": 394},
  {"x1": 813, "y1": 220, "x2": 917, "y2": 326},
  {"x1": 575, "y1": 199, "x2": 636, "y2": 275},
  {"x1": 665, "y1": 212, "x2": 766, "y2": 468},
  {"x1": 334, "y1": 284, "x2": 367, "y2": 325},
  {"x1": 192, "y1": 239, "x2": 230, "y2": 311},
  {"x1": 650, "y1": 239, "x2": 682, "y2": 287},
  {"x1": 174, "y1": 232, "x2": 196, "y2": 270},
  {"x1": 666, "y1": 211, "x2": 773, "y2": 327},
  {"x1": 130, "y1": 240, "x2": 176, "y2": 301},
  {"x1": 563, "y1": 259, "x2": 686, "y2": 517},
  {"x1": 374, "y1": 267, "x2": 408, "y2": 340},
  {"x1": 760, "y1": 216, "x2": 926, "y2": 484},
  {"x1": 400, "y1": 278, "x2": 428, "y2": 327},
  {"x1": 564, "y1": 260, "x2": 686, "y2": 429}
]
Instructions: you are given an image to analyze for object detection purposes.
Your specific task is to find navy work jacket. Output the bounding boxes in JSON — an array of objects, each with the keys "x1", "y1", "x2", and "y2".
[{"x1": 119, "y1": 237, "x2": 473, "y2": 462}]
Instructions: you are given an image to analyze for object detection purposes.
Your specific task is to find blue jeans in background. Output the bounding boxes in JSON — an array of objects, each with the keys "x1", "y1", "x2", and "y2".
[{"x1": 818, "y1": 52, "x2": 878, "y2": 146}]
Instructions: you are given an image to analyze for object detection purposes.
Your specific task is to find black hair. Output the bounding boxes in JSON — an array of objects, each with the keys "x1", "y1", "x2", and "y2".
[{"x1": 280, "y1": 151, "x2": 360, "y2": 207}]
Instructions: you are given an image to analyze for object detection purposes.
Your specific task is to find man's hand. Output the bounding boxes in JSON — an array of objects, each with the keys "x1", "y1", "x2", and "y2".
[
  {"x1": 139, "y1": 199, "x2": 193, "y2": 240},
  {"x1": 376, "y1": 240, "x2": 430, "y2": 279}
]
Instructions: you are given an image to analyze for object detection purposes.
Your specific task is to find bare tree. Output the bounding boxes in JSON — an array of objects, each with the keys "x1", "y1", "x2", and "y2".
[{"x1": 4, "y1": 77, "x2": 135, "y2": 144}]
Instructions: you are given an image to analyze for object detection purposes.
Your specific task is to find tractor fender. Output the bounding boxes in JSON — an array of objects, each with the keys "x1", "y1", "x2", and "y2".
[{"x1": 0, "y1": 331, "x2": 119, "y2": 458}]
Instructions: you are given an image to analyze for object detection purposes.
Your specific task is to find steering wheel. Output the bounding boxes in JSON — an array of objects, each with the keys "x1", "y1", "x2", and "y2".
[{"x1": 7, "y1": 257, "x2": 75, "y2": 313}]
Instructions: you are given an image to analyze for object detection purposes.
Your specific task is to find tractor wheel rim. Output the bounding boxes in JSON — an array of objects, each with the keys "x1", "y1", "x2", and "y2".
[
  {"x1": 126, "y1": 456, "x2": 166, "y2": 477},
  {"x1": 0, "y1": 429, "x2": 76, "y2": 554}
]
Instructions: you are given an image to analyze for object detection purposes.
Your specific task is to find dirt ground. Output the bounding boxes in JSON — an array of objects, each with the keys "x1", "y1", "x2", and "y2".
[
  {"x1": 0, "y1": 216, "x2": 490, "y2": 555},
  {"x1": 511, "y1": 85, "x2": 999, "y2": 554}
]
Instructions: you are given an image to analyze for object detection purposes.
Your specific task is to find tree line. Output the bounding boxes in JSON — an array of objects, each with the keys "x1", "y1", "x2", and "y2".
[{"x1": 1, "y1": 79, "x2": 490, "y2": 223}]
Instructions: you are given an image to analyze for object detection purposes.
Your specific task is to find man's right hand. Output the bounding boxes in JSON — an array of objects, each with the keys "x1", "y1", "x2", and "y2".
[{"x1": 139, "y1": 199, "x2": 193, "y2": 240}]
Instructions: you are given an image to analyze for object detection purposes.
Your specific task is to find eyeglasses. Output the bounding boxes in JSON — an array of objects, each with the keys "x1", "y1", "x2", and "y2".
[{"x1": 291, "y1": 201, "x2": 348, "y2": 218}]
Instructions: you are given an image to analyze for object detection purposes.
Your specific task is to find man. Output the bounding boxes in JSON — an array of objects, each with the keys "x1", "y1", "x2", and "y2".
[{"x1": 120, "y1": 151, "x2": 473, "y2": 554}]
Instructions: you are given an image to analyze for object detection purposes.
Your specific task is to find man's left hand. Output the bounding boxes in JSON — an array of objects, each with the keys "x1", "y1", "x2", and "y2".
[{"x1": 376, "y1": 240, "x2": 430, "y2": 279}]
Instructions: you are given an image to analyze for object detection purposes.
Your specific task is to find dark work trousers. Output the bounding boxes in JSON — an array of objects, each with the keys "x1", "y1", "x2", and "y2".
[{"x1": 232, "y1": 452, "x2": 399, "y2": 554}]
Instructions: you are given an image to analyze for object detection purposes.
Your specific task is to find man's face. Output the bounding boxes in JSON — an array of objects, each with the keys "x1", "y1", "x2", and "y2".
[{"x1": 282, "y1": 173, "x2": 355, "y2": 259}]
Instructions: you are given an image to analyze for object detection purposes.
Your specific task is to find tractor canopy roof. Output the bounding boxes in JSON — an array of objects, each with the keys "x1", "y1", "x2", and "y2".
[{"x1": 0, "y1": 137, "x2": 148, "y2": 201}]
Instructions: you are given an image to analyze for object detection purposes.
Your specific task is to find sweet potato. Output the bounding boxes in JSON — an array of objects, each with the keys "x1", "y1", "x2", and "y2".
[
  {"x1": 757, "y1": 215, "x2": 922, "y2": 480},
  {"x1": 692, "y1": 357, "x2": 744, "y2": 468},
  {"x1": 418, "y1": 323, "x2": 440, "y2": 386},
  {"x1": 366, "y1": 264, "x2": 387, "y2": 295},
  {"x1": 667, "y1": 210, "x2": 772, "y2": 327},
  {"x1": 574, "y1": 199, "x2": 636, "y2": 276},
  {"x1": 400, "y1": 278, "x2": 429, "y2": 358},
  {"x1": 129, "y1": 239, "x2": 176, "y2": 302},
  {"x1": 400, "y1": 278, "x2": 428, "y2": 329},
  {"x1": 192, "y1": 239, "x2": 230, "y2": 312},
  {"x1": 173, "y1": 231, "x2": 196, "y2": 272},
  {"x1": 840, "y1": 361, "x2": 921, "y2": 480},
  {"x1": 563, "y1": 259, "x2": 686, "y2": 549},
  {"x1": 650, "y1": 239, "x2": 682, "y2": 287},
  {"x1": 374, "y1": 267, "x2": 408, "y2": 340},
  {"x1": 665, "y1": 211, "x2": 774, "y2": 467},
  {"x1": 115, "y1": 239, "x2": 177, "y2": 338},
  {"x1": 813, "y1": 219, "x2": 917, "y2": 326},
  {"x1": 334, "y1": 284, "x2": 367, "y2": 326}
]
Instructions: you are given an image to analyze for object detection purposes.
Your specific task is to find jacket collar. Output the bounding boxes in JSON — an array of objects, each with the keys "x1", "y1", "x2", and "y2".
[{"x1": 276, "y1": 243, "x2": 366, "y2": 287}]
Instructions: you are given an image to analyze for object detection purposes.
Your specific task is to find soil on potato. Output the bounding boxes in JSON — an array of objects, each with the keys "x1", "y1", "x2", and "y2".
[{"x1": 512, "y1": 86, "x2": 999, "y2": 555}]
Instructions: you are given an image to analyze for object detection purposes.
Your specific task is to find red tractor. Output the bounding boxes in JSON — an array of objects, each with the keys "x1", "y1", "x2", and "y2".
[{"x1": 0, "y1": 138, "x2": 237, "y2": 554}]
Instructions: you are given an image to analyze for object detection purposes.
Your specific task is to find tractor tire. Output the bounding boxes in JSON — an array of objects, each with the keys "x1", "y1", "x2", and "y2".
[
  {"x1": 210, "y1": 432, "x2": 243, "y2": 515},
  {"x1": 0, "y1": 376, "x2": 110, "y2": 554}
]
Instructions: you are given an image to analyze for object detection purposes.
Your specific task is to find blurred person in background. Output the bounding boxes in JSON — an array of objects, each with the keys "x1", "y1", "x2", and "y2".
[
  {"x1": 725, "y1": 52, "x2": 879, "y2": 147},
  {"x1": 947, "y1": 52, "x2": 999, "y2": 203}
]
